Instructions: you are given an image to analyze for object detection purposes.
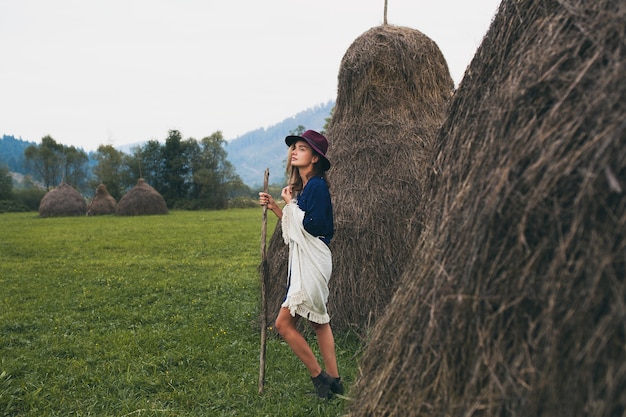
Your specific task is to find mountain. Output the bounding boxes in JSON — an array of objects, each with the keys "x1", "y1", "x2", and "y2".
[{"x1": 226, "y1": 100, "x2": 334, "y2": 187}]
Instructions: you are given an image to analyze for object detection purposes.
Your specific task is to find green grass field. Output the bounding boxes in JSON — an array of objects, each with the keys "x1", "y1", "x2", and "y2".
[{"x1": 0, "y1": 210, "x2": 361, "y2": 416}]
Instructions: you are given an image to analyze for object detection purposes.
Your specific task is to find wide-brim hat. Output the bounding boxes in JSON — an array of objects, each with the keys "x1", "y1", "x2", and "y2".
[{"x1": 285, "y1": 129, "x2": 331, "y2": 171}]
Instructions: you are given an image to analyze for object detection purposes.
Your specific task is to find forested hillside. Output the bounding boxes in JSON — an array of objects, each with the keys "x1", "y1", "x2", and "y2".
[
  {"x1": 0, "y1": 135, "x2": 32, "y2": 175},
  {"x1": 226, "y1": 101, "x2": 334, "y2": 187}
]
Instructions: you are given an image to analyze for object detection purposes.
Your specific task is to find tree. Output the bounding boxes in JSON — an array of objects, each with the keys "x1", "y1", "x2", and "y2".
[
  {"x1": 289, "y1": 125, "x2": 306, "y2": 136},
  {"x1": 322, "y1": 106, "x2": 334, "y2": 134},
  {"x1": 119, "y1": 130, "x2": 246, "y2": 209},
  {"x1": 191, "y1": 131, "x2": 242, "y2": 209},
  {"x1": 24, "y1": 136, "x2": 64, "y2": 190},
  {"x1": 24, "y1": 136, "x2": 89, "y2": 191},
  {"x1": 92, "y1": 144, "x2": 126, "y2": 200},
  {"x1": 0, "y1": 164, "x2": 13, "y2": 200},
  {"x1": 161, "y1": 130, "x2": 190, "y2": 206},
  {"x1": 132, "y1": 140, "x2": 164, "y2": 190},
  {"x1": 62, "y1": 145, "x2": 89, "y2": 190},
  {"x1": 181, "y1": 138, "x2": 200, "y2": 189}
]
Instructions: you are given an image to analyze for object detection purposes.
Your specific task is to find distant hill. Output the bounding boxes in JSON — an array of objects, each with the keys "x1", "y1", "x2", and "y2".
[
  {"x1": 0, "y1": 135, "x2": 34, "y2": 175},
  {"x1": 226, "y1": 100, "x2": 334, "y2": 187}
]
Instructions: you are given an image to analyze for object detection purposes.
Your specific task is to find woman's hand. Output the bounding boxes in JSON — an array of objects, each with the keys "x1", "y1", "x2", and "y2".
[
  {"x1": 281, "y1": 186, "x2": 293, "y2": 204},
  {"x1": 259, "y1": 192, "x2": 275, "y2": 209},
  {"x1": 259, "y1": 192, "x2": 284, "y2": 219}
]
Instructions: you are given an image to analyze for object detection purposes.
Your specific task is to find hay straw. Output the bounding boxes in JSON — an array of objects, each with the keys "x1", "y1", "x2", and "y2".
[
  {"x1": 349, "y1": 0, "x2": 626, "y2": 415},
  {"x1": 38, "y1": 182, "x2": 87, "y2": 217},
  {"x1": 87, "y1": 184, "x2": 117, "y2": 216},
  {"x1": 116, "y1": 178, "x2": 168, "y2": 216}
]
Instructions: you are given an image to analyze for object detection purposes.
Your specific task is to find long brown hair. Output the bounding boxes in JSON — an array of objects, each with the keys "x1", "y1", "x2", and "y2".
[{"x1": 286, "y1": 143, "x2": 330, "y2": 194}]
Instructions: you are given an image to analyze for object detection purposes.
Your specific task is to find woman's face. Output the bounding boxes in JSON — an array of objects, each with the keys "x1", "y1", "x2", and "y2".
[{"x1": 290, "y1": 140, "x2": 319, "y2": 169}]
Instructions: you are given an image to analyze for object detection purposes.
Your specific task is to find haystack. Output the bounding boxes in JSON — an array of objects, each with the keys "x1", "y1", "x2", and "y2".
[
  {"x1": 116, "y1": 178, "x2": 168, "y2": 216},
  {"x1": 87, "y1": 184, "x2": 117, "y2": 216},
  {"x1": 38, "y1": 182, "x2": 87, "y2": 217},
  {"x1": 349, "y1": 0, "x2": 626, "y2": 416}
]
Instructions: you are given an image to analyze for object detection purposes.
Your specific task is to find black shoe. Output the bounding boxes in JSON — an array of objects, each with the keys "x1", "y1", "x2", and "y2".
[
  {"x1": 311, "y1": 371, "x2": 333, "y2": 399},
  {"x1": 330, "y1": 377, "x2": 344, "y2": 395}
]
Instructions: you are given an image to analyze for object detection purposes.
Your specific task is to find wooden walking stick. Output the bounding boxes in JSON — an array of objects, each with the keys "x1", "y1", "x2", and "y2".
[{"x1": 258, "y1": 168, "x2": 270, "y2": 394}]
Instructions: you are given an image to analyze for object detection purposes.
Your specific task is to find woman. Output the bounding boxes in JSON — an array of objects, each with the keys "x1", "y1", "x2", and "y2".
[{"x1": 259, "y1": 130, "x2": 343, "y2": 399}]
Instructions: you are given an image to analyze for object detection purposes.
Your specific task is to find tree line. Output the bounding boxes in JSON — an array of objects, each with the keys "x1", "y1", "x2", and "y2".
[
  {"x1": 93, "y1": 129, "x2": 249, "y2": 209},
  {"x1": 0, "y1": 129, "x2": 254, "y2": 212}
]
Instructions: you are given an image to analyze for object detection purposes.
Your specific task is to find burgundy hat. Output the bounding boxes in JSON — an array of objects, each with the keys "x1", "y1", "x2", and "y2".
[{"x1": 285, "y1": 130, "x2": 331, "y2": 171}]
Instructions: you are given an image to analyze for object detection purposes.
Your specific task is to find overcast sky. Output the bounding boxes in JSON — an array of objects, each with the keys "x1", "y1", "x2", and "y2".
[{"x1": 1, "y1": 0, "x2": 501, "y2": 151}]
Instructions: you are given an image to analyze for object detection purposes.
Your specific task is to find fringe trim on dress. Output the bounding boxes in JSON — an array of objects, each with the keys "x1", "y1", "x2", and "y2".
[{"x1": 282, "y1": 289, "x2": 331, "y2": 324}]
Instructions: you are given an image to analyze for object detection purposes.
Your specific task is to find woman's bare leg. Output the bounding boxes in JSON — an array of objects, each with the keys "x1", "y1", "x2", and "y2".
[
  {"x1": 274, "y1": 307, "x2": 322, "y2": 377},
  {"x1": 312, "y1": 322, "x2": 339, "y2": 378}
]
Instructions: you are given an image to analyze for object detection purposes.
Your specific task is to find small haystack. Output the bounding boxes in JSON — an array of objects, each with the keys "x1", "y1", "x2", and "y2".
[
  {"x1": 87, "y1": 184, "x2": 117, "y2": 216},
  {"x1": 116, "y1": 178, "x2": 168, "y2": 216},
  {"x1": 326, "y1": 25, "x2": 453, "y2": 331},
  {"x1": 268, "y1": 25, "x2": 454, "y2": 332},
  {"x1": 38, "y1": 182, "x2": 87, "y2": 217},
  {"x1": 350, "y1": 0, "x2": 626, "y2": 416}
]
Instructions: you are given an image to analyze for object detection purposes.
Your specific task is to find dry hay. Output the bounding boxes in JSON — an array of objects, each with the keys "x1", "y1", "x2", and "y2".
[
  {"x1": 349, "y1": 0, "x2": 626, "y2": 416},
  {"x1": 116, "y1": 178, "x2": 168, "y2": 216},
  {"x1": 329, "y1": 25, "x2": 454, "y2": 331},
  {"x1": 38, "y1": 182, "x2": 87, "y2": 217},
  {"x1": 263, "y1": 25, "x2": 453, "y2": 332},
  {"x1": 87, "y1": 184, "x2": 117, "y2": 216}
]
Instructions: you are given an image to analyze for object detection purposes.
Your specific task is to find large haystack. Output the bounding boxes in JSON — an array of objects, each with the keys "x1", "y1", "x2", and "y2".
[
  {"x1": 350, "y1": 0, "x2": 626, "y2": 416},
  {"x1": 38, "y1": 182, "x2": 87, "y2": 217},
  {"x1": 264, "y1": 25, "x2": 453, "y2": 332},
  {"x1": 87, "y1": 184, "x2": 117, "y2": 216},
  {"x1": 116, "y1": 178, "x2": 168, "y2": 216}
]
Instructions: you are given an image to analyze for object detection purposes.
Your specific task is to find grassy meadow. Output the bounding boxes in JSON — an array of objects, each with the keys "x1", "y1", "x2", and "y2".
[{"x1": 0, "y1": 209, "x2": 361, "y2": 416}]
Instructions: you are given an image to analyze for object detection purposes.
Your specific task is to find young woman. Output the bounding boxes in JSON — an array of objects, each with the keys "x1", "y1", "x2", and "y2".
[{"x1": 259, "y1": 130, "x2": 343, "y2": 399}]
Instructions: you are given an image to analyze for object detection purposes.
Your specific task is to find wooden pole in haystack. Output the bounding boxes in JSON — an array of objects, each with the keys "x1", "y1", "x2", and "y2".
[
  {"x1": 258, "y1": 168, "x2": 270, "y2": 394},
  {"x1": 383, "y1": 0, "x2": 388, "y2": 25}
]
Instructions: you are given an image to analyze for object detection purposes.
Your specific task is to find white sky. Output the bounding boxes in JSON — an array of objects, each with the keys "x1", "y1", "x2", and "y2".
[{"x1": 1, "y1": 0, "x2": 501, "y2": 151}]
